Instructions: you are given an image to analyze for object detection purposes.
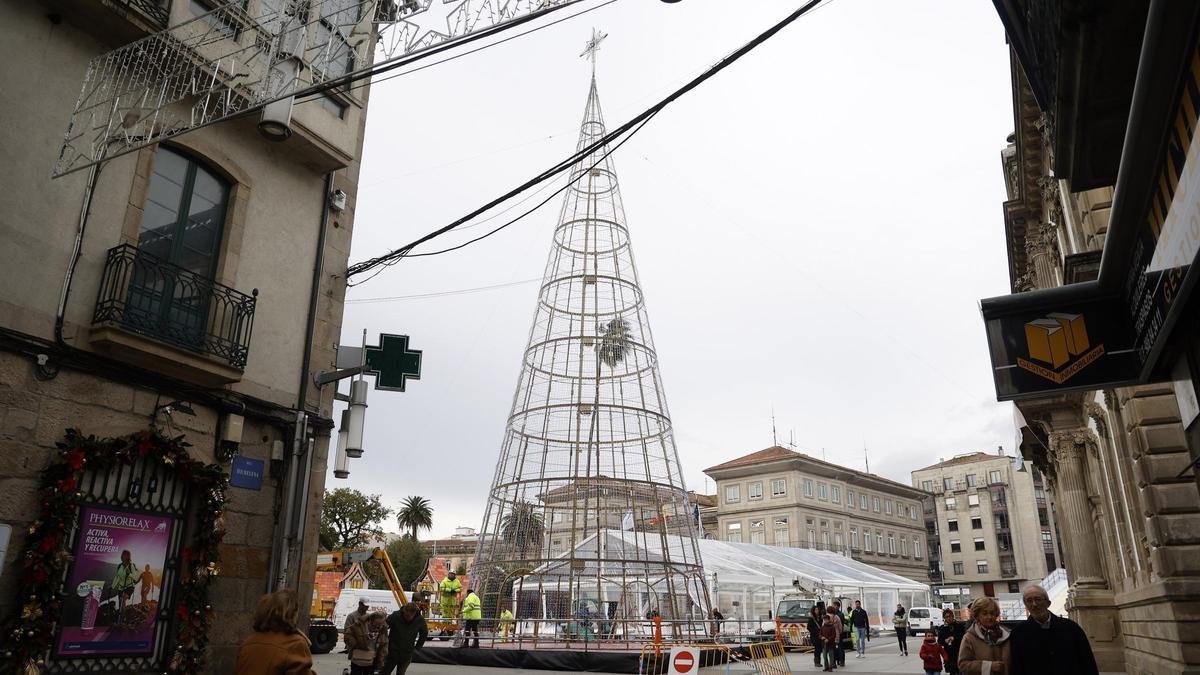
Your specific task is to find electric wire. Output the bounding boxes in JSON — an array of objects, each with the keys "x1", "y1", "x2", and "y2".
[
  {"x1": 402, "y1": 109, "x2": 658, "y2": 259},
  {"x1": 346, "y1": 0, "x2": 826, "y2": 280},
  {"x1": 346, "y1": 276, "x2": 542, "y2": 303},
  {"x1": 299, "y1": 0, "x2": 619, "y2": 104}
]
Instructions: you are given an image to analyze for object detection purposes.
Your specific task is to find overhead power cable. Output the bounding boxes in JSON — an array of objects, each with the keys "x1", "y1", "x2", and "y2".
[
  {"x1": 346, "y1": 0, "x2": 826, "y2": 281},
  {"x1": 346, "y1": 276, "x2": 542, "y2": 304}
]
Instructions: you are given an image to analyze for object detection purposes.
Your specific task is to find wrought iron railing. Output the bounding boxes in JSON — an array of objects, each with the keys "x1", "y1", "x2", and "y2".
[
  {"x1": 114, "y1": 0, "x2": 170, "y2": 27},
  {"x1": 92, "y1": 244, "x2": 256, "y2": 369}
]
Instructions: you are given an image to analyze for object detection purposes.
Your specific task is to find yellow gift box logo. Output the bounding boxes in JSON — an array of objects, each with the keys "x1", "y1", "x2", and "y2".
[{"x1": 1018, "y1": 313, "x2": 1104, "y2": 384}]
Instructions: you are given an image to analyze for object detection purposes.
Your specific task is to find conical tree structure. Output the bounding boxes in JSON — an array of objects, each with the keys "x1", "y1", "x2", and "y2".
[{"x1": 471, "y1": 75, "x2": 710, "y2": 634}]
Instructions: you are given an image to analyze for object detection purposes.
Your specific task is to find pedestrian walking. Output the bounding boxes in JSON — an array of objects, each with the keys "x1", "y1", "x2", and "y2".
[
  {"x1": 807, "y1": 605, "x2": 825, "y2": 667},
  {"x1": 820, "y1": 613, "x2": 839, "y2": 672},
  {"x1": 919, "y1": 633, "x2": 950, "y2": 675},
  {"x1": 1009, "y1": 585, "x2": 1099, "y2": 675},
  {"x1": 234, "y1": 590, "x2": 315, "y2": 675},
  {"x1": 380, "y1": 602, "x2": 428, "y2": 675},
  {"x1": 343, "y1": 610, "x2": 388, "y2": 675},
  {"x1": 958, "y1": 597, "x2": 1012, "y2": 675},
  {"x1": 344, "y1": 598, "x2": 369, "y2": 632},
  {"x1": 832, "y1": 601, "x2": 848, "y2": 666},
  {"x1": 850, "y1": 600, "x2": 870, "y2": 658},
  {"x1": 892, "y1": 604, "x2": 909, "y2": 656},
  {"x1": 937, "y1": 608, "x2": 966, "y2": 674},
  {"x1": 460, "y1": 587, "x2": 482, "y2": 648},
  {"x1": 825, "y1": 605, "x2": 843, "y2": 670}
]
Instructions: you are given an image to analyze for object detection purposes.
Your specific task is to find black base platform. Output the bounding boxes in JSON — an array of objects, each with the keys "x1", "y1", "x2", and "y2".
[{"x1": 412, "y1": 645, "x2": 742, "y2": 673}]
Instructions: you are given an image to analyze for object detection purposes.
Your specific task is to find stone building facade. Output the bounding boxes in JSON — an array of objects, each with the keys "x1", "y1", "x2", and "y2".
[
  {"x1": 987, "y1": 3, "x2": 1200, "y2": 672},
  {"x1": 912, "y1": 451, "x2": 1063, "y2": 607},
  {"x1": 704, "y1": 446, "x2": 929, "y2": 581},
  {"x1": 0, "y1": 0, "x2": 376, "y2": 671}
]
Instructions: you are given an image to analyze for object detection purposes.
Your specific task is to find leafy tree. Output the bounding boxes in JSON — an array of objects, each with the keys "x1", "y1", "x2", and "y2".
[
  {"x1": 385, "y1": 536, "x2": 429, "y2": 590},
  {"x1": 597, "y1": 318, "x2": 631, "y2": 367},
  {"x1": 501, "y1": 501, "x2": 545, "y2": 559},
  {"x1": 397, "y1": 496, "x2": 434, "y2": 540},
  {"x1": 319, "y1": 488, "x2": 392, "y2": 550}
]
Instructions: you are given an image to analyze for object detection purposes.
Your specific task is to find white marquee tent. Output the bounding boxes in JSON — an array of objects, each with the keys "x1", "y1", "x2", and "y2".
[
  {"x1": 695, "y1": 537, "x2": 930, "y2": 628},
  {"x1": 518, "y1": 531, "x2": 929, "y2": 630}
]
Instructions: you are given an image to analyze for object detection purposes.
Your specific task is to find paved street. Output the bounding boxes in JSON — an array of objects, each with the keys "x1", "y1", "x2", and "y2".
[{"x1": 314, "y1": 641, "x2": 937, "y2": 675}]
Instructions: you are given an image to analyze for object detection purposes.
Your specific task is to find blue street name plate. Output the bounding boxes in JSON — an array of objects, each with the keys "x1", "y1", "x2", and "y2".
[{"x1": 230, "y1": 456, "x2": 264, "y2": 490}]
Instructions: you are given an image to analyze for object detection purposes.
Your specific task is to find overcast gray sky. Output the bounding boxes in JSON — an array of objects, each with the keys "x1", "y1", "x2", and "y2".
[{"x1": 330, "y1": 0, "x2": 1017, "y2": 538}]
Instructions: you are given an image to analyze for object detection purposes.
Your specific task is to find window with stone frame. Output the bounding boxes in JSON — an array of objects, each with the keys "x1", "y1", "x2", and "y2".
[{"x1": 771, "y1": 479, "x2": 787, "y2": 497}]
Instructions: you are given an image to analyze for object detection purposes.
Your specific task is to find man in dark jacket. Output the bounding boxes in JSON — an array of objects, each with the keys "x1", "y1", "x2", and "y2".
[
  {"x1": 1010, "y1": 586, "x2": 1099, "y2": 675},
  {"x1": 850, "y1": 600, "x2": 870, "y2": 658},
  {"x1": 380, "y1": 602, "x2": 428, "y2": 675}
]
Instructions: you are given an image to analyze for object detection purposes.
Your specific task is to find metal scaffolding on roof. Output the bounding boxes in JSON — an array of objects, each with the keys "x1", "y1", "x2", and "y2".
[{"x1": 469, "y1": 66, "x2": 710, "y2": 636}]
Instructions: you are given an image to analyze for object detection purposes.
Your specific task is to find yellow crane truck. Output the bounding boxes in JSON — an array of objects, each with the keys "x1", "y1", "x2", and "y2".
[{"x1": 308, "y1": 548, "x2": 457, "y2": 653}]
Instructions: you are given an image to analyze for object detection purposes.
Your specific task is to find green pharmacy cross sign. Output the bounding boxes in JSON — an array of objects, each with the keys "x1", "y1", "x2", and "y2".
[{"x1": 364, "y1": 333, "x2": 422, "y2": 392}]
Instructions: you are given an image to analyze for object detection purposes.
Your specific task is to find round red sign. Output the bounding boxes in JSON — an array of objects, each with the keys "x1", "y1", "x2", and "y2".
[{"x1": 673, "y1": 651, "x2": 695, "y2": 673}]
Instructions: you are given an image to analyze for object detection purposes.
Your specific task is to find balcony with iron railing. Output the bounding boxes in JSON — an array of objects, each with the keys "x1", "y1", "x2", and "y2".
[
  {"x1": 114, "y1": 0, "x2": 170, "y2": 26},
  {"x1": 90, "y1": 244, "x2": 257, "y2": 386}
]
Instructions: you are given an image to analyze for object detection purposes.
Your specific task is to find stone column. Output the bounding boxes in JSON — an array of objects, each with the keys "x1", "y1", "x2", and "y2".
[
  {"x1": 1048, "y1": 429, "x2": 1106, "y2": 586},
  {"x1": 1049, "y1": 429, "x2": 1125, "y2": 673},
  {"x1": 1024, "y1": 221, "x2": 1062, "y2": 290}
]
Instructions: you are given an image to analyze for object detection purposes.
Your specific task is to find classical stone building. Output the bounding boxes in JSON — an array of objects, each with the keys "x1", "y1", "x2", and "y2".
[
  {"x1": 704, "y1": 446, "x2": 930, "y2": 581},
  {"x1": 984, "y1": 2, "x2": 1200, "y2": 673},
  {"x1": 912, "y1": 451, "x2": 1063, "y2": 607},
  {"x1": 0, "y1": 0, "x2": 377, "y2": 671}
]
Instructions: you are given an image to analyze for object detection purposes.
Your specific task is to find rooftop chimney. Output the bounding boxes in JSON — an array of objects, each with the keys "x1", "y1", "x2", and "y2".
[{"x1": 997, "y1": 445, "x2": 1004, "y2": 456}]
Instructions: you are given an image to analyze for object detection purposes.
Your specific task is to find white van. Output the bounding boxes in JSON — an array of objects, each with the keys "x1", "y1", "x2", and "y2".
[
  {"x1": 906, "y1": 607, "x2": 943, "y2": 635},
  {"x1": 332, "y1": 589, "x2": 401, "y2": 632}
]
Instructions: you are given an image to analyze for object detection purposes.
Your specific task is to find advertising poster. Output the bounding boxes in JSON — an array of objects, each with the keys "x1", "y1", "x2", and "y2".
[{"x1": 55, "y1": 506, "x2": 173, "y2": 657}]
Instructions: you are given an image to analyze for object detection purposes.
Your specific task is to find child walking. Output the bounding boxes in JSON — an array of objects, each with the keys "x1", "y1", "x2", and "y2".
[
  {"x1": 819, "y1": 614, "x2": 839, "y2": 672},
  {"x1": 919, "y1": 632, "x2": 949, "y2": 675}
]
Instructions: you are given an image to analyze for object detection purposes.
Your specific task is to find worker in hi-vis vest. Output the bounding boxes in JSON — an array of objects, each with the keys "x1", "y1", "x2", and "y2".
[
  {"x1": 460, "y1": 588, "x2": 482, "y2": 648},
  {"x1": 500, "y1": 607, "x2": 515, "y2": 638},
  {"x1": 439, "y1": 571, "x2": 463, "y2": 621}
]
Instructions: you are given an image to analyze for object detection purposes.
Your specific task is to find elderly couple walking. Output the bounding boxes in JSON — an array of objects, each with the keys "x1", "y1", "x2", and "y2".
[{"x1": 944, "y1": 586, "x2": 1098, "y2": 675}]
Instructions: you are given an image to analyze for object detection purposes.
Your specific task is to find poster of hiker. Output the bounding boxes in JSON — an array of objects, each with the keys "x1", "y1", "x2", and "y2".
[{"x1": 54, "y1": 506, "x2": 173, "y2": 657}]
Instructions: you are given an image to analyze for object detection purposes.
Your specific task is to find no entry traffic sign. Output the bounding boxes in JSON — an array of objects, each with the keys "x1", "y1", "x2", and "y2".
[{"x1": 669, "y1": 647, "x2": 699, "y2": 674}]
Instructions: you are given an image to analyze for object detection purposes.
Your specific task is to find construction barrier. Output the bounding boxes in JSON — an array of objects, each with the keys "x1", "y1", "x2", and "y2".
[
  {"x1": 748, "y1": 640, "x2": 792, "y2": 675},
  {"x1": 637, "y1": 642, "x2": 733, "y2": 675}
]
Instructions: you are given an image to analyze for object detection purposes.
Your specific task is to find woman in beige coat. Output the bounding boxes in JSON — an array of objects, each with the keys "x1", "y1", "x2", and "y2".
[{"x1": 957, "y1": 596, "x2": 1012, "y2": 675}]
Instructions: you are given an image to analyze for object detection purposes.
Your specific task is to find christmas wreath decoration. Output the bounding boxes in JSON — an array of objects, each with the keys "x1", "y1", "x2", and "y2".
[{"x1": 1, "y1": 428, "x2": 228, "y2": 674}]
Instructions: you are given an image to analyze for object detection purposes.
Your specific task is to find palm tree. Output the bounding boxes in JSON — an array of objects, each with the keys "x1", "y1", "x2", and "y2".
[
  {"x1": 501, "y1": 501, "x2": 545, "y2": 559},
  {"x1": 397, "y1": 496, "x2": 433, "y2": 540},
  {"x1": 596, "y1": 318, "x2": 631, "y2": 367}
]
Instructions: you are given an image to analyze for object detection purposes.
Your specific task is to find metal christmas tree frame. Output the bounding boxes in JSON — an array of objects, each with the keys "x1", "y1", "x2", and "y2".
[{"x1": 471, "y1": 57, "x2": 709, "y2": 639}]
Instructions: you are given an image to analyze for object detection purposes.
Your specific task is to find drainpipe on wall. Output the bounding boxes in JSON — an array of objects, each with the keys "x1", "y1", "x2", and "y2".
[{"x1": 273, "y1": 172, "x2": 333, "y2": 590}]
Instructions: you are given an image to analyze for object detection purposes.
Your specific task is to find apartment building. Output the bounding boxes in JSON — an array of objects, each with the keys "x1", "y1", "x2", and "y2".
[
  {"x1": 704, "y1": 446, "x2": 929, "y2": 580},
  {"x1": 912, "y1": 451, "x2": 1062, "y2": 608},
  {"x1": 0, "y1": 1, "x2": 378, "y2": 671}
]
